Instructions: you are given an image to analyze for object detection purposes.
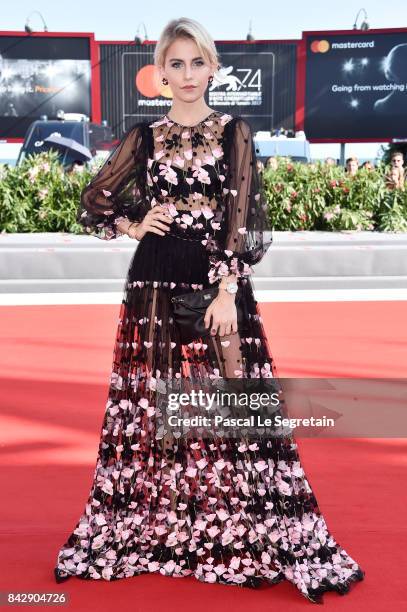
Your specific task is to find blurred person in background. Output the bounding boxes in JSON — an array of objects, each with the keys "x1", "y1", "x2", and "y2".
[
  {"x1": 385, "y1": 165, "x2": 405, "y2": 190},
  {"x1": 345, "y1": 156, "x2": 359, "y2": 177},
  {"x1": 66, "y1": 159, "x2": 85, "y2": 174},
  {"x1": 265, "y1": 156, "x2": 278, "y2": 170},
  {"x1": 256, "y1": 159, "x2": 264, "y2": 174},
  {"x1": 390, "y1": 151, "x2": 405, "y2": 184}
]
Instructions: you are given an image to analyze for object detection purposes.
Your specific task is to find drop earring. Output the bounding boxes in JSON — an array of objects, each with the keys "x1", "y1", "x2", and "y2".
[
  {"x1": 162, "y1": 77, "x2": 168, "y2": 85},
  {"x1": 208, "y1": 76, "x2": 214, "y2": 84}
]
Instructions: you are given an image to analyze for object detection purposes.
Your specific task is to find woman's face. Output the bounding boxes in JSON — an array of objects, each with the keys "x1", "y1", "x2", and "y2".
[
  {"x1": 160, "y1": 37, "x2": 214, "y2": 104},
  {"x1": 392, "y1": 155, "x2": 404, "y2": 168},
  {"x1": 347, "y1": 160, "x2": 358, "y2": 174},
  {"x1": 266, "y1": 157, "x2": 278, "y2": 170}
]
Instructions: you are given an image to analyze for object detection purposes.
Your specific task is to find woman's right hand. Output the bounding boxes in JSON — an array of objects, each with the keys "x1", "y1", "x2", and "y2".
[{"x1": 128, "y1": 205, "x2": 174, "y2": 240}]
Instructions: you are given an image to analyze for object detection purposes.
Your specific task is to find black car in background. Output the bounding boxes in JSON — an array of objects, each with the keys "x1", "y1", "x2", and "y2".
[{"x1": 16, "y1": 113, "x2": 114, "y2": 168}]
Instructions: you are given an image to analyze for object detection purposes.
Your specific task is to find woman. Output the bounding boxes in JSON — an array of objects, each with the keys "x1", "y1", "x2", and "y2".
[
  {"x1": 385, "y1": 165, "x2": 404, "y2": 191},
  {"x1": 54, "y1": 17, "x2": 365, "y2": 604},
  {"x1": 256, "y1": 159, "x2": 265, "y2": 175},
  {"x1": 390, "y1": 150, "x2": 405, "y2": 187},
  {"x1": 345, "y1": 156, "x2": 359, "y2": 177},
  {"x1": 265, "y1": 156, "x2": 278, "y2": 171}
]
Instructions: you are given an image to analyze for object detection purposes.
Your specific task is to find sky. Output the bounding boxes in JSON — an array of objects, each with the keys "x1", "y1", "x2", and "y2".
[
  {"x1": 4, "y1": 0, "x2": 407, "y2": 41},
  {"x1": 3, "y1": 1, "x2": 407, "y2": 161}
]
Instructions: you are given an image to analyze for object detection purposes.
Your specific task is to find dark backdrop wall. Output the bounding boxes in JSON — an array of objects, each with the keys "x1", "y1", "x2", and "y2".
[{"x1": 99, "y1": 41, "x2": 297, "y2": 138}]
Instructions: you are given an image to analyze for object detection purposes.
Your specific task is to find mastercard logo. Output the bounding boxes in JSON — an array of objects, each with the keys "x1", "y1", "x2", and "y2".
[
  {"x1": 135, "y1": 64, "x2": 173, "y2": 98},
  {"x1": 310, "y1": 40, "x2": 330, "y2": 53}
]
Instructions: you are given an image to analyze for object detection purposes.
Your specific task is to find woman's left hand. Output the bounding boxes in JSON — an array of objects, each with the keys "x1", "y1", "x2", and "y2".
[{"x1": 204, "y1": 292, "x2": 238, "y2": 337}]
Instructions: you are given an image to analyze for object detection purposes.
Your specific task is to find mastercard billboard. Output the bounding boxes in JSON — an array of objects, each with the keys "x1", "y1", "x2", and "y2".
[
  {"x1": 99, "y1": 41, "x2": 296, "y2": 136},
  {"x1": 303, "y1": 30, "x2": 407, "y2": 140}
]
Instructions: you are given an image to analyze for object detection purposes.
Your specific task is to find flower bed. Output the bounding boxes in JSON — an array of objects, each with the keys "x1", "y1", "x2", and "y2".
[{"x1": 1, "y1": 152, "x2": 406, "y2": 234}]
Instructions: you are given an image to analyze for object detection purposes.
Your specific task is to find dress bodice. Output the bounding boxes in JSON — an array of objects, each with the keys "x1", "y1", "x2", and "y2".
[
  {"x1": 146, "y1": 110, "x2": 233, "y2": 242},
  {"x1": 77, "y1": 108, "x2": 272, "y2": 284}
]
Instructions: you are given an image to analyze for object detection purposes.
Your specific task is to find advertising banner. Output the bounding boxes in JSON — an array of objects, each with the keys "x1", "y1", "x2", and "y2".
[
  {"x1": 0, "y1": 35, "x2": 92, "y2": 139},
  {"x1": 304, "y1": 30, "x2": 407, "y2": 140},
  {"x1": 100, "y1": 42, "x2": 297, "y2": 136}
]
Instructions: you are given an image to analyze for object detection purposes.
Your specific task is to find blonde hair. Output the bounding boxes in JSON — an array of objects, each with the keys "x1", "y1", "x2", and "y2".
[
  {"x1": 154, "y1": 17, "x2": 220, "y2": 73},
  {"x1": 387, "y1": 165, "x2": 405, "y2": 190}
]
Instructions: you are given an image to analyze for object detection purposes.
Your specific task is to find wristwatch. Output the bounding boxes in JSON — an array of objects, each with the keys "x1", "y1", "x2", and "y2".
[{"x1": 220, "y1": 281, "x2": 238, "y2": 294}]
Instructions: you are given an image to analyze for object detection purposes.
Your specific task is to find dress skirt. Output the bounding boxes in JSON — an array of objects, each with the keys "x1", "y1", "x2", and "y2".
[{"x1": 54, "y1": 231, "x2": 365, "y2": 604}]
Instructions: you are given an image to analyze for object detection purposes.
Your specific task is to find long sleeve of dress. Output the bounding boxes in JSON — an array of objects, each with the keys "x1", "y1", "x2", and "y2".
[
  {"x1": 77, "y1": 123, "x2": 148, "y2": 240},
  {"x1": 206, "y1": 117, "x2": 273, "y2": 285}
]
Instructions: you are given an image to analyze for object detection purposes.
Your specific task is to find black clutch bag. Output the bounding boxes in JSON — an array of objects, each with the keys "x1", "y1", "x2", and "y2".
[{"x1": 170, "y1": 286, "x2": 245, "y2": 344}]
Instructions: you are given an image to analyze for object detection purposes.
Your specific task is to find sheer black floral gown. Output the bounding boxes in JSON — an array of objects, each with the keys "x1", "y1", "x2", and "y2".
[{"x1": 54, "y1": 110, "x2": 365, "y2": 603}]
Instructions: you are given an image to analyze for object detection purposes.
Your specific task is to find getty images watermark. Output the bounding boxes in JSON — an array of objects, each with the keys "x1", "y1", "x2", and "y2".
[
  {"x1": 166, "y1": 387, "x2": 334, "y2": 432},
  {"x1": 153, "y1": 377, "x2": 334, "y2": 440},
  {"x1": 148, "y1": 377, "x2": 407, "y2": 439}
]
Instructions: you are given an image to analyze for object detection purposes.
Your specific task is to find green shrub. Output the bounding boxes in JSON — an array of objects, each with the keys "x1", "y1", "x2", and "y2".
[
  {"x1": 263, "y1": 158, "x2": 407, "y2": 232},
  {"x1": 0, "y1": 151, "x2": 94, "y2": 235},
  {"x1": 1, "y1": 152, "x2": 406, "y2": 234}
]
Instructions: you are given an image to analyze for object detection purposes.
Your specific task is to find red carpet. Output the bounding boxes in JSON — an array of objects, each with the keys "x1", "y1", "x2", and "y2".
[{"x1": 1, "y1": 300, "x2": 406, "y2": 610}]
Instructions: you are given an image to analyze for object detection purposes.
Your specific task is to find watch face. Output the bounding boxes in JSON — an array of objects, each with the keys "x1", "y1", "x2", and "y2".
[{"x1": 227, "y1": 284, "x2": 238, "y2": 293}]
